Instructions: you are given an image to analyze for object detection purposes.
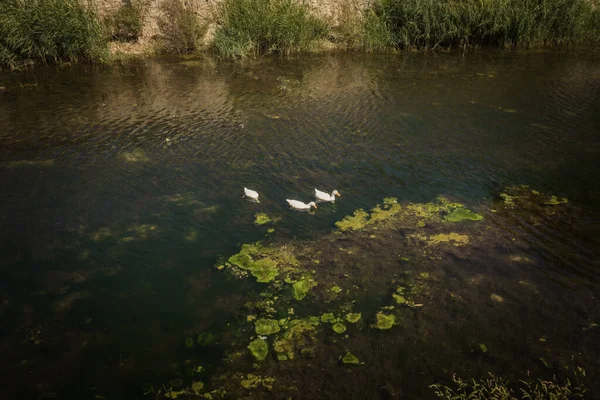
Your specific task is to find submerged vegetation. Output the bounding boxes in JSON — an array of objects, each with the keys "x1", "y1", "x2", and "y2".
[
  {"x1": 0, "y1": 0, "x2": 107, "y2": 70},
  {"x1": 186, "y1": 185, "x2": 587, "y2": 398},
  {"x1": 430, "y1": 372, "x2": 586, "y2": 399}
]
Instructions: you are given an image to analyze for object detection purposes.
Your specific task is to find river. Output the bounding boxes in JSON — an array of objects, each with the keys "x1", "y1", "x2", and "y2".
[{"x1": 0, "y1": 51, "x2": 599, "y2": 399}]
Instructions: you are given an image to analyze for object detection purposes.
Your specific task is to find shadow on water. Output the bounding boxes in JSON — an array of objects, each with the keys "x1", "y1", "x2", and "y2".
[{"x1": 0, "y1": 50, "x2": 599, "y2": 399}]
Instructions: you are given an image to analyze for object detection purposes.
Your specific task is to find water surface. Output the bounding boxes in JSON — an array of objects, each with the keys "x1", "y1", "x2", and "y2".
[{"x1": 0, "y1": 51, "x2": 599, "y2": 399}]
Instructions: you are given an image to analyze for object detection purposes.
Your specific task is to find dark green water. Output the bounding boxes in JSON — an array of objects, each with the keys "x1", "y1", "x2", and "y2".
[{"x1": 0, "y1": 51, "x2": 599, "y2": 399}]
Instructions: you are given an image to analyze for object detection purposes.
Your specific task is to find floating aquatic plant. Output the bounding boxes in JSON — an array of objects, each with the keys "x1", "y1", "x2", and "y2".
[
  {"x1": 373, "y1": 312, "x2": 395, "y2": 329},
  {"x1": 191, "y1": 381, "x2": 204, "y2": 395},
  {"x1": 254, "y1": 213, "x2": 272, "y2": 226},
  {"x1": 321, "y1": 313, "x2": 336, "y2": 323},
  {"x1": 255, "y1": 318, "x2": 281, "y2": 335},
  {"x1": 247, "y1": 338, "x2": 268, "y2": 361},
  {"x1": 332, "y1": 323, "x2": 347, "y2": 334},
  {"x1": 341, "y1": 351, "x2": 360, "y2": 364},
  {"x1": 346, "y1": 313, "x2": 361, "y2": 323},
  {"x1": 335, "y1": 209, "x2": 370, "y2": 231},
  {"x1": 292, "y1": 278, "x2": 317, "y2": 300},
  {"x1": 444, "y1": 207, "x2": 483, "y2": 222},
  {"x1": 197, "y1": 332, "x2": 215, "y2": 345},
  {"x1": 545, "y1": 196, "x2": 568, "y2": 206}
]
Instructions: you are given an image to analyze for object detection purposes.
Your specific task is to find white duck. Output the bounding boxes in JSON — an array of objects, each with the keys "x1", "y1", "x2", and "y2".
[
  {"x1": 286, "y1": 199, "x2": 317, "y2": 210},
  {"x1": 242, "y1": 187, "x2": 260, "y2": 202},
  {"x1": 315, "y1": 189, "x2": 340, "y2": 202}
]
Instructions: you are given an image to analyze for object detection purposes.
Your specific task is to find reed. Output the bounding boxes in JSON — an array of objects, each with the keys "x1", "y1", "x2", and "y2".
[
  {"x1": 156, "y1": 0, "x2": 207, "y2": 53},
  {"x1": 364, "y1": 0, "x2": 600, "y2": 50},
  {"x1": 213, "y1": 0, "x2": 329, "y2": 58},
  {"x1": 0, "y1": 0, "x2": 107, "y2": 70}
]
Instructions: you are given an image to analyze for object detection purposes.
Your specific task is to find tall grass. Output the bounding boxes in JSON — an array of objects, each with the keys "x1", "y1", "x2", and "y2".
[
  {"x1": 0, "y1": 0, "x2": 107, "y2": 70},
  {"x1": 103, "y1": 0, "x2": 148, "y2": 43},
  {"x1": 358, "y1": 0, "x2": 600, "y2": 51},
  {"x1": 213, "y1": 0, "x2": 329, "y2": 58},
  {"x1": 157, "y1": 0, "x2": 207, "y2": 53}
]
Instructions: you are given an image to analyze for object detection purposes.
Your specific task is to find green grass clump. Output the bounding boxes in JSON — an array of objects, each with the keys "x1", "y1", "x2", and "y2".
[
  {"x1": 0, "y1": 0, "x2": 107, "y2": 70},
  {"x1": 157, "y1": 0, "x2": 207, "y2": 53},
  {"x1": 354, "y1": 0, "x2": 600, "y2": 51},
  {"x1": 213, "y1": 0, "x2": 329, "y2": 58},
  {"x1": 103, "y1": 0, "x2": 147, "y2": 42}
]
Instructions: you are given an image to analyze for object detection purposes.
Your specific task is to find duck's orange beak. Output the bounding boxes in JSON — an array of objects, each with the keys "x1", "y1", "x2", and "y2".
[{"x1": 336, "y1": 192, "x2": 341, "y2": 197}]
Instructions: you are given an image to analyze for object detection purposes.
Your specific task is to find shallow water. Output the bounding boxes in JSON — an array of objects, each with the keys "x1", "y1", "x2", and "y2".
[{"x1": 0, "y1": 51, "x2": 599, "y2": 399}]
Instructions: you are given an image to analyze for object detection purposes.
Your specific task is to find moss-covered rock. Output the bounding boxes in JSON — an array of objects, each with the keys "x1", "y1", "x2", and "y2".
[{"x1": 248, "y1": 338, "x2": 268, "y2": 361}]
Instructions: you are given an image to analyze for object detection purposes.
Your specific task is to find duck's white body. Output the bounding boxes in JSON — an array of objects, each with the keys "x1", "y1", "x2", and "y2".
[
  {"x1": 243, "y1": 187, "x2": 259, "y2": 202},
  {"x1": 315, "y1": 188, "x2": 340, "y2": 202},
  {"x1": 286, "y1": 199, "x2": 317, "y2": 210}
]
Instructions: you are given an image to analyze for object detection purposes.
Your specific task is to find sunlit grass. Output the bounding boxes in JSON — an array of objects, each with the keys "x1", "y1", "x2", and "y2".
[
  {"x1": 0, "y1": 0, "x2": 107, "y2": 70},
  {"x1": 213, "y1": 0, "x2": 329, "y2": 58}
]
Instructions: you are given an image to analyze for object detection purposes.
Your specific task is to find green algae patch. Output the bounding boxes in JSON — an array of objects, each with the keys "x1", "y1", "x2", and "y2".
[
  {"x1": 191, "y1": 381, "x2": 204, "y2": 395},
  {"x1": 321, "y1": 313, "x2": 336, "y2": 323},
  {"x1": 185, "y1": 337, "x2": 194, "y2": 348},
  {"x1": 240, "y1": 373, "x2": 261, "y2": 389},
  {"x1": 346, "y1": 313, "x2": 361, "y2": 323},
  {"x1": 445, "y1": 207, "x2": 483, "y2": 222},
  {"x1": 249, "y1": 258, "x2": 279, "y2": 282},
  {"x1": 545, "y1": 196, "x2": 568, "y2": 206},
  {"x1": 248, "y1": 338, "x2": 268, "y2": 361},
  {"x1": 373, "y1": 312, "x2": 395, "y2": 330},
  {"x1": 254, "y1": 213, "x2": 272, "y2": 226},
  {"x1": 255, "y1": 319, "x2": 281, "y2": 335},
  {"x1": 225, "y1": 242, "x2": 299, "y2": 283},
  {"x1": 336, "y1": 209, "x2": 369, "y2": 231},
  {"x1": 169, "y1": 378, "x2": 184, "y2": 388},
  {"x1": 342, "y1": 352, "x2": 360, "y2": 364},
  {"x1": 293, "y1": 278, "x2": 317, "y2": 300},
  {"x1": 412, "y1": 232, "x2": 470, "y2": 246},
  {"x1": 274, "y1": 318, "x2": 319, "y2": 360},
  {"x1": 332, "y1": 323, "x2": 347, "y2": 334},
  {"x1": 197, "y1": 332, "x2": 215, "y2": 345},
  {"x1": 479, "y1": 343, "x2": 488, "y2": 353}
]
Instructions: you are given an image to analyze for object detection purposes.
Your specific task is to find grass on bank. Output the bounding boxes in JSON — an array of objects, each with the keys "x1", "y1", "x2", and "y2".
[
  {"x1": 102, "y1": 0, "x2": 148, "y2": 43},
  {"x1": 0, "y1": 0, "x2": 107, "y2": 70},
  {"x1": 363, "y1": 0, "x2": 600, "y2": 51},
  {"x1": 212, "y1": 0, "x2": 329, "y2": 58},
  {"x1": 156, "y1": 0, "x2": 208, "y2": 53}
]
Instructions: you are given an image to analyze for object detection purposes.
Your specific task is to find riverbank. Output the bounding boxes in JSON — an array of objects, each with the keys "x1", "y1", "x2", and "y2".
[{"x1": 1, "y1": 0, "x2": 599, "y2": 69}]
